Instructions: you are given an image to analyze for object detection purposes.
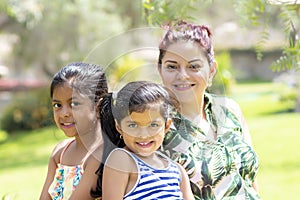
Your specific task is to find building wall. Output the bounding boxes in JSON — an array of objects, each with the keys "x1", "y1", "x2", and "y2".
[{"x1": 228, "y1": 49, "x2": 284, "y2": 81}]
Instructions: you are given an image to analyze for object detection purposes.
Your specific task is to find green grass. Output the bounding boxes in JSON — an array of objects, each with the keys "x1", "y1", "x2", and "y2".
[
  {"x1": 0, "y1": 81, "x2": 300, "y2": 199},
  {"x1": 231, "y1": 82, "x2": 300, "y2": 199},
  {"x1": 0, "y1": 127, "x2": 66, "y2": 199}
]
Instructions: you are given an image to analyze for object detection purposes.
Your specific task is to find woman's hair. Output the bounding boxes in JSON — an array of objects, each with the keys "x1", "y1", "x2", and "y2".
[
  {"x1": 158, "y1": 20, "x2": 215, "y2": 67},
  {"x1": 91, "y1": 81, "x2": 174, "y2": 198},
  {"x1": 50, "y1": 62, "x2": 108, "y2": 103}
]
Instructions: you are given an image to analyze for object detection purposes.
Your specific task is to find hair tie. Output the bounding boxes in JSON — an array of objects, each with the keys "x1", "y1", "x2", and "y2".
[{"x1": 112, "y1": 91, "x2": 118, "y2": 107}]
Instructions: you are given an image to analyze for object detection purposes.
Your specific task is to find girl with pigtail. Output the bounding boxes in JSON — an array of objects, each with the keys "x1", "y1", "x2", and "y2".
[{"x1": 91, "y1": 81, "x2": 194, "y2": 200}]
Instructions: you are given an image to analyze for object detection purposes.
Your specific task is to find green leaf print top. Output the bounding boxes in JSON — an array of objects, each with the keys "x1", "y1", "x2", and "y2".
[{"x1": 161, "y1": 93, "x2": 260, "y2": 200}]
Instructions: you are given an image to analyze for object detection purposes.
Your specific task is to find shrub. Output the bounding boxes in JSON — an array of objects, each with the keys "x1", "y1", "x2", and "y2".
[
  {"x1": 0, "y1": 88, "x2": 53, "y2": 133},
  {"x1": 208, "y1": 51, "x2": 235, "y2": 95},
  {"x1": 0, "y1": 129, "x2": 8, "y2": 143}
]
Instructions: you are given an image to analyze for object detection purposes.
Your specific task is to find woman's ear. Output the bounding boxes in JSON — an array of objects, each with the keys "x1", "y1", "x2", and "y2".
[
  {"x1": 210, "y1": 61, "x2": 217, "y2": 77},
  {"x1": 164, "y1": 118, "x2": 172, "y2": 133}
]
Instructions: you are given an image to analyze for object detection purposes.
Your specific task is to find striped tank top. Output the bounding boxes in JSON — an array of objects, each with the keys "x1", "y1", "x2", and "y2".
[{"x1": 114, "y1": 148, "x2": 183, "y2": 200}]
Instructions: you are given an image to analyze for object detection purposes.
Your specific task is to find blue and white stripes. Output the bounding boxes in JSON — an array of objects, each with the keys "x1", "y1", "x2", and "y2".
[{"x1": 123, "y1": 150, "x2": 183, "y2": 200}]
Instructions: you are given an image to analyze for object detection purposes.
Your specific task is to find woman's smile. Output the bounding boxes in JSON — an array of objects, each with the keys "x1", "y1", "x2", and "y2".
[{"x1": 173, "y1": 82, "x2": 196, "y2": 91}]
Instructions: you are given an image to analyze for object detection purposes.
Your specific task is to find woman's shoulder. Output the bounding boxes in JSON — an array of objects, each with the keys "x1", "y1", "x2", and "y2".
[{"x1": 206, "y1": 93, "x2": 241, "y2": 112}]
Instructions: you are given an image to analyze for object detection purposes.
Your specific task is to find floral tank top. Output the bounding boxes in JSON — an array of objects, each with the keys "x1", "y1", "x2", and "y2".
[
  {"x1": 161, "y1": 93, "x2": 260, "y2": 200},
  {"x1": 48, "y1": 140, "x2": 86, "y2": 200}
]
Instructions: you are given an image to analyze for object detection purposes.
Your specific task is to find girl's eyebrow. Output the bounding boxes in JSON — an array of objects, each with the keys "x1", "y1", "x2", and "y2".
[
  {"x1": 52, "y1": 97, "x2": 73, "y2": 102},
  {"x1": 124, "y1": 119, "x2": 163, "y2": 124},
  {"x1": 124, "y1": 120, "x2": 135, "y2": 123},
  {"x1": 52, "y1": 99, "x2": 60, "y2": 102}
]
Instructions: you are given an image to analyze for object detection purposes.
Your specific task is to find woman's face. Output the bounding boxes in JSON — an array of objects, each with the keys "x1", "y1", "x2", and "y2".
[{"x1": 159, "y1": 40, "x2": 216, "y2": 104}]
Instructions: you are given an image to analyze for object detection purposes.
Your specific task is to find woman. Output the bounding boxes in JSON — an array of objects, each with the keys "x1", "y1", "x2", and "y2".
[{"x1": 157, "y1": 20, "x2": 260, "y2": 199}]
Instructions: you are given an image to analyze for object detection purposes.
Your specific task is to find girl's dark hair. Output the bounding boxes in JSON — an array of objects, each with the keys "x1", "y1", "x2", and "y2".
[
  {"x1": 112, "y1": 81, "x2": 171, "y2": 124},
  {"x1": 91, "y1": 81, "x2": 175, "y2": 198},
  {"x1": 51, "y1": 62, "x2": 108, "y2": 198},
  {"x1": 158, "y1": 20, "x2": 215, "y2": 67},
  {"x1": 50, "y1": 62, "x2": 108, "y2": 103}
]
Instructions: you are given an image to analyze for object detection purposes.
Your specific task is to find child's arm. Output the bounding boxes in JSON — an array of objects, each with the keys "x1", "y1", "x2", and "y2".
[
  {"x1": 102, "y1": 149, "x2": 135, "y2": 200},
  {"x1": 39, "y1": 156, "x2": 57, "y2": 200},
  {"x1": 177, "y1": 163, "x2": 195, "y2": 200},
  {"x1": 68, "y1": 154, "x2": 100, "y2": 200},
  {"x1": 39, "y1": 141, "x2": 65, "y2": 200}
]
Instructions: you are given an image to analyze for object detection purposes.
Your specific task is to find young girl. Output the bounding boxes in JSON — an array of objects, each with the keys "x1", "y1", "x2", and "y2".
[
  {"x1": 93, "y1": 81, "x2": 194, "y2": 200},
  {"x1": 39, "y1": 62, "x2": 107, "y2": 200}
]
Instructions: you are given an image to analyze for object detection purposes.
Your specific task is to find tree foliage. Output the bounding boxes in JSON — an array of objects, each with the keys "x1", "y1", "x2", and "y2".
[
  {"x1": 142, "y1": 0, "x2": 300, "y2": 71},
  {"x1": 0, "y1": 0, "x2": 131, "y2": 77}
]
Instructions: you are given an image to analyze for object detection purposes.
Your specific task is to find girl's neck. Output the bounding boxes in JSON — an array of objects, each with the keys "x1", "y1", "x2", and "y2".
[
  {"x1": 138, "y1": 152, "x2": 167, "y2": 169},
  {"x1": 124, "y1": 147, "x2": 167, "y2": 169},
  {"x1": 74, "y1": 123, "x2": 102, "y2": 151}
]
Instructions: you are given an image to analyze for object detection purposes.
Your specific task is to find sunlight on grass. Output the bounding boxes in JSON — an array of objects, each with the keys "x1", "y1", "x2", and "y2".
[
  {"x1": 231, "y1": 82, "x2": 300, "y2": 200},
  {"x1": 0, "y1": 127, "x2": 66, "y2": 199},
  {"x1": 231, "y1": 82, "x2": 296, "y2": 117},
  {"x1": 0, "y1": 127, "x2": 65, "y2": 171},
  {"x1": 0, "y1": 130, "x2": 8, "y2": 143},
  {"x1": 0, "y1": 166, "x2": 47, "y2": 199},
  {"x1": 247, "y1": 114, "x2": 300, "y2": 199}
]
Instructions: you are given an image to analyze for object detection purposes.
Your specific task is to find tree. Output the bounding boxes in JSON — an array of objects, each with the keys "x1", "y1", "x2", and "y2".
[
  {"x1": 0, "y1": 0, "x2": 130, "y2": 78},
  {"x1": 142, "y1": 0, "x2": 299, "y2": 70}
]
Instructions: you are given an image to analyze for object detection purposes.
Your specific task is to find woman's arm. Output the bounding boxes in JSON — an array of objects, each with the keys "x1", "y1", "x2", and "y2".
[
  {"x1": 229, "y1": 98, "x2": 260, "y2": 192},
  {"x1": 239, "y1": 110, "x2": 260, "y2": 192},
  {"x1": 177, "y1": 163, "x2": 195, "y2": 200},
  {"x1": 252, "y1": 179, "x2": 259, "y2": 192}
]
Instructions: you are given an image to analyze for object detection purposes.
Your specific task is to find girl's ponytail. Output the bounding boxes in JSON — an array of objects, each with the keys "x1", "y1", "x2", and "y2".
[{"x1": 91, "y1": 92, "x2": 125, "y2": 198}]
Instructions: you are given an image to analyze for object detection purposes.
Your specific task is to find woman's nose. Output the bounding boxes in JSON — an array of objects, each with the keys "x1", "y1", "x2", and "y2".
[{"x1": 177, "y1": 67, "x2": 190, "y2": 80}]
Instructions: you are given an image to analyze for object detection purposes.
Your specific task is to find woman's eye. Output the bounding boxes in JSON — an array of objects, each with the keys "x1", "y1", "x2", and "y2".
[
  {"x1": 166, "y1": 64, "x2": 177, "y2": 70},
  {"x1": 189, "y1": 64, "x2": 201, "y2": 70}
]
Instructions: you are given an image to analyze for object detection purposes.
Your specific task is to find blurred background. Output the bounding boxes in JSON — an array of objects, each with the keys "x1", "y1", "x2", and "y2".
[{"x1": 0, "y1": 0, "x2": 299, "y2": 199}]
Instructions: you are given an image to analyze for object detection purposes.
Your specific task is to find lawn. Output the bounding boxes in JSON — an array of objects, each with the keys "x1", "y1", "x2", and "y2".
[
  {"x1": 231, "y1": 82, "x2": 300, "y2": 199},
  {"x1": 0, "y1": 127, "x2": 66, "y2": 199},
  {"x1": 0, "y1": 81, "x2": 300, "y2": 199}
]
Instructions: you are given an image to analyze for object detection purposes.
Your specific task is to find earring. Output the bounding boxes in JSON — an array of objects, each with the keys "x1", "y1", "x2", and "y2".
[
  {"x1": 207, "y1": 76, "x2": 213, "y2": 87},
  {"x1": 119, "y1": 134, "x2": 123, "y2": 139}
]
